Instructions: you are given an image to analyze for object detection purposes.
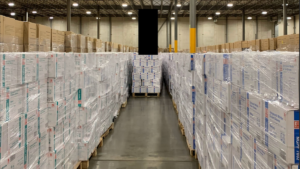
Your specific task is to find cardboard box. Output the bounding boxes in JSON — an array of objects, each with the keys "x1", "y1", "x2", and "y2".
[
  {"x1": 0, "y1": 16, "x2": 17, "y2": 52},
  {"x1": 276, "y1": 35, "x2": 290, "y2": 51},
  {"x1": 85, "y1": 36, "x2": 93, "y2": 53},
  {"x1": 37, "y1": 24, "x2": 51, "y2": 52},
  {"x1": 24, "y1": 22, "x2": 38, "y2": 52},
  {"x1": 93, "y1": 39, "x2": 101, "y2": 52},
  {"x1": 65, "y1": 31, "x2": 77, "y2": 52},
  {"x1": 269, "y1": 38, "x2": 277, "y2": 50},
  {"x1": 229, "y1": 43, "x2": 234, "y2": 53},
  {"x1": 264, "y1": 101, "x2": 299, "y2": 164},
  {"x1": 225, "y1": 43, "x2": 230, "y2": 53},
  {"x1": 289, "y1": 34, "x2": 299, "y2": 51},
  {"x1": 14, "y1": 20, "x2": 23, "y2": 52},
  {"x1": 233, "y1": 41, "x2": 242, "y2": 52},
  {"x1": 255, "y1": 39, "x2": 261, "y2": 51},
  {"x1": 48, "y1": 53, "x2": 64, "y2": 78},
  {"x1": 248, "y1": 40, "x2": 256, "y2": 51},
  {"x1": 215, "y1": 45, "x2": 221, "y2": 53},
  {"x1": 51, "y1": 29, "x2": 58, "y2": 51},
  {"x1": 261, "y1": 39, "x2": 270, "y2": 51},
  {"x1": 241, "y1": 41, "x2": 249, "y2": 48}
]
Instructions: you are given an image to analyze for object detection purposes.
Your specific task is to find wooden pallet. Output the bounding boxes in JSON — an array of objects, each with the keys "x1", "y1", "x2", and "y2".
[
  {"x1": 101, "y1": 122, "x2": 115, "y2": 138},
  {"x1": 132, "y1": 93, "x2": 160, "y2": 97},
  {"x1": 73, "y1": 161, "x2": 82, "y2": 169},
  {"x1": 122, "y1": 100, "x2": 127, "y2": 108},
  {"x1": 178, "y1": 120, "x2": 185, "y2": 136},
  {"x1": 186, "y1": 138, "x2": 195, "y2": 157}
]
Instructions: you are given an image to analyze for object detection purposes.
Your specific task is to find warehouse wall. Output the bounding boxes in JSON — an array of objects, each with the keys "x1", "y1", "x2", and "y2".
[
  {"x1": 29, "y1": 15, "x2": 298, "y2": 50},
  {"x1": 277, "y1": 15, "x2": 299, "y2": 36}
]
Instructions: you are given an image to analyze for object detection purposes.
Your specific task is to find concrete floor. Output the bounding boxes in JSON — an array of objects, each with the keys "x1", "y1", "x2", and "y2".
[{"x1": 89, "y1": 86, "x2": 198, "y2": 169}]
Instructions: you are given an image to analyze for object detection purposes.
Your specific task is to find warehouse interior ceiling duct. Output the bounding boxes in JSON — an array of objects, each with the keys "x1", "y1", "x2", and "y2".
[{"x1": 0, "y1": 0, "x2": 298, "y2": 18}]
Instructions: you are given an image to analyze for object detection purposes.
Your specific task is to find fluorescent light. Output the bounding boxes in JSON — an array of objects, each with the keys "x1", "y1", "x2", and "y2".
[
  {"x1": 86, "y1": 11, "x2": 91, "y2": 14},
  {"x1": 73, "y1": 3, "x2": 78, "y2": 7},
  {"x1": 208, "y1": 17, "x2": 212, "y2": 20},
  {"x1": 247, "y1": 17, "x2": 252, "y2": 20},
  {"x1": 282, "y1": 3, "x2": 288, "y2": 6},
  {"x1": 132, "y1": 17, "x2": 136, "y2": 20},
  {"x1": 49, "y1": 17, "x2": 54, "y2": 19},
  {"x1": 173, "y1": 12, "x2": 175, "y2": 15},
  {"x1": 215, "y1": 11, "x2": 220, "y2": 15},
  {"x1": 122, "y1": 3, "x2": 128, "y2": 7},
  {"x1": 287, "y1": 17, "x2": 292, "y2": 20},
  {"x1": 10, "y1": 12, "x2": 15, "y2": 16},
  {"x1": 227, "y1": 3, "x2": 233, "y2": 7},
  {"x1": 171, "y1": 17, "x2": 175, "y2": 20},
  {"x1": 262, "y1": 11, "x2": 267, "y2": 15},
  {"x1": 8, "y1": 2, "x2": 14, "y2": 6},
  {"x1": 176, "y1": 3, "x2": 181, "y2": 7},
  {"x1": 32, "y1": 11, "x2": 37, "y2": 14},
  {"x1": 128, "y1": 11, "x2": 132, "y2": 15},
  {"x1": 96, "y1": 17, "x2": 100, "y2": 19}
]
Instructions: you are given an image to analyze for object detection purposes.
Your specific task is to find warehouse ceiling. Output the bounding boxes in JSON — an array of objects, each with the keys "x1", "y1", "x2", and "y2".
[{"x1": 0, "y1": 0, "x2": 299, "y2": 18}]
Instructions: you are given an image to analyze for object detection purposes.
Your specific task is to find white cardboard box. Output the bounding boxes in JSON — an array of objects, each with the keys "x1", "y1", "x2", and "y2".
[
  {"x1": 48, "y1": 144, "x2": 65, "y2": 169},
  {"x1": 264, "y1": 101, "x2": 299, "y2": 164},
  {"x1": 8, "y1": 115, "x2": 23, "y2": 154},
  {"x1": 24, "y1": 109, "x2": 38, "y2": 143},
  {"x1": 47, "y1": 77, "x2": 63, "y2": 102},
  {"x1": 48, "y1": 119, "x2": 64, "y2": 151},
  {"x1": 48, "y1": 53, "x2": 64, "y2": 78},
  {"x1": 0, "y1": 53, "x2": 18, "y2": 88},
  {"x1": 8, "y1": 146, "x2": 24, "y2": 169},
  {"x1": 47, "y1": 99, "x2": 65, "y2": 127},
  {"x1": 24, "y1": 82, "x2": 39, "y2": 113},
  {"x1": 37, "y1": 52, "x2": 48, "y2": 81},
  {"x1": 0, "y1": 122, "x2": 8, "y2": 159},
  {"x1": 27, "y1": 137, "x2": 39, "y2": 169},
  {"x1": 17, "y1": 53, "x2": 36, "y2": 84}
]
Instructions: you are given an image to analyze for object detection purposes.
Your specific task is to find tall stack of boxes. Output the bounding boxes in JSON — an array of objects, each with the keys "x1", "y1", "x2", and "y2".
[
  {"x1": 162, "y1": 51, "x2": 299, "y2": 169},
  {"x1": 131, "y1": 54, "x2": 162, "y2": 94},
  {"x1": 162, "y1": 53, "x2": 195, "y2": 152}
]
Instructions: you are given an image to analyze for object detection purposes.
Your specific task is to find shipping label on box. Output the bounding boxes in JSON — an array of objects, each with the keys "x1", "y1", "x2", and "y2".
[
  {"x1": 246, "y1": 92, "x2": 263, "y2": 141},
  {"x1": 17, "y1": 53, "x2": 36, "y2": 84},
  {"x1": 47, "y1": 100, "x2": 64, "y2": 127},
  {"x1": 264, "y1": 101, "x2": 299, "y2": 164},
  {"x1": 27, "y1": 137, "x2": 39, "y2": 169},
  {"x1": 48, "y1": 119, "x2": 64, "y2": 151},
  {"x1": 48, "y1": 53, "x2": 64, "y2": 78},
  {"x1": 0, "y1": 53, "x2": 18, "y2": 88},
  {"x1": 25, "y1": 109, "x2": 38, "y2": 143},
  {"x1": 47, "y1": 77, "x2": 63, "y2": 102},
  {"x1": 8, "y1": 115, "x2": 24, "y2": 154},
  {"x1": 8, "y1": 147, "x2": 24, "y2": 169}
]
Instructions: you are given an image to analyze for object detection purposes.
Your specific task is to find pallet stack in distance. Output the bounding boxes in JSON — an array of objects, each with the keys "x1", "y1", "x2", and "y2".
[{"x1": 131, "y1": 53, "x2": 162, "y2": 94}]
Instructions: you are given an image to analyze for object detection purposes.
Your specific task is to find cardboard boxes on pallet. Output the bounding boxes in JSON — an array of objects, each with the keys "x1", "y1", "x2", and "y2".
[
  {"x1": 93, "y1": 38, "x2": 102, "y2": 52},
  {"x1": 77, "y1": 34, "x2": 86, "y2": 53},
  {"x1": 37, "y1": 24, "x2": 51, "y2": 52},
  {"x1": 65, "y1": 31, "x2": 77, "y2": 52},
  {"x1": 24, "y1": 22, "x2": 38, "y2": 52}
]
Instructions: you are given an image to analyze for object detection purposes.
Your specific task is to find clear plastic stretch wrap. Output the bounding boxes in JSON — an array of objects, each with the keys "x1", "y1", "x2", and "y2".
[
  {"x1": 131, "y1": 53, "x2": 162, "y2": 93},
  {"x1": 0, "y1": 51, "x2": 131, "y2": 169},
  {"x1": 162, "y1": 51, "x2": 299, "y2": 169}
]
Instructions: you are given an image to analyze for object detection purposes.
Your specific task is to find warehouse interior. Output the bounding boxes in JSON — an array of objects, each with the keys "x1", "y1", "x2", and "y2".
[{"x1": 0, "y1": 0, "x2": 299, "y2": 169}]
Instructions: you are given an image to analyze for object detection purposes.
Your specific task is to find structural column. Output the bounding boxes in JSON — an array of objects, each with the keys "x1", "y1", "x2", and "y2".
[
  {"x1": 256, "y1": 16, "x2": 258, "y2": 39},
  {"x1": 189, "y1": 0, "x2": 196, "y2": 53},
  {"x1": 67, "y1": 0, "x2": 71, "y2": 31},
  {"x1": 166, "y1": 19, "x2": 169, "y2": 48},
  {"x1": 225, "y1": 16, "x2": 228, "y2": 42},
  {"x1": 97, "y1": 7, "x2": 100, "y2": 39},
  {"x1": 242, "y1": 9, "x2": 245, "y2": 41},
  {"x1": 109, "y1": 16, "x2": 112, "y2": 42},
  {"x1": 283, "y1": 0, "x2": 287, "y2": 35},
  {"x1": 79, "y1": 16, "x2": 82, "y2": 34},
  {"x1": 169, "y1": 16, "x2": 171, "y2": 52},
  {"x1": 174, "y1": 0, "x2": 178, "y2": 53},
  {"x1": 25, "y1": 9, "x2": 28, "y2": 22}
]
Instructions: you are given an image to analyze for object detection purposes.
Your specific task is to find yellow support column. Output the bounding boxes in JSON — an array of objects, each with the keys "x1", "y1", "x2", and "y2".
[
  {"x1": 190, "y1": 28, "x2": 196, "y2": 53},
  {"x1": 190, "y1": 0, "x2": 196, "y2": 53},
  {"x1": 175, "y1": 40, "x2": 178, "y2": 53}
]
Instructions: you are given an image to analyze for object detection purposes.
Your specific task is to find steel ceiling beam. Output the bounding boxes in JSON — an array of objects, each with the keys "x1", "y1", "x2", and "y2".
[
  {"x1": 160, "y1": 0, "x2": 163, "y2": 17},
  {"x1": 139, "y1": 0, "x2": 144, "y2": 9},
  {"x1": 150, "y1": 0, "x2": 154, "y2": 9}
]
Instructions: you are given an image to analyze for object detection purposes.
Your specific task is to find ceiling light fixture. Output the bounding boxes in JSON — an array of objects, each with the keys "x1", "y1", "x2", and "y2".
[
  {"x1": 86, "y1": 11, "x2": 91, "y2": 14},
  {"x1": 262, "y1": 11, "x2": 267, "y2": 15},
  {"x1": 215, "y1": 11, "x2": 220, "y2": 15},
  {"x1": 282, "y1": 3, "x2": 288, "y2": 6},
  {"x1": 32, "y1": 11, "x2": 37, "y2": 14},
  {"x1": 73, "y1": 3, "x2": 79, "y2": 7},
  {"x1": 247, "y1": 17, "x2": 252, "y2": 20},
  {"x1": 171, "y1": 17, "x2": 175, "y2": 20},
  {"x1": 208, "y1": 17, "x2": 212, "y2": 20},
  {"x1": 176, "y1": 3, "x2": 181, "y2": 7},
  {"x1": 287, "y1": 16, "x2": 292, "y2": 20},
  {"x1": 128, "y1": 11, "x2": 132, "y2": 15},
  {"x1": 10, "y1": 12, "x2": 15, "y2": 16},
  {"x1": 49, "y1": 16, "x2": 54, "y2": 19},
  {"x1": 227, "y1": 3, "x2": 233, "y2": 7},
  {"x1": 173, "y1": 12, "x2": 175, "y2": 14},
  {"x1": 122, "y1": 3, "x2": 128, "y2": 7},
  {"x1": 96, "y1": 17, "x2": 100, "y2": 19},
  {"x1": 132, "y1": 17, "x2": 136, "y2": 20},
  {"x1": 8, "y1": 2, "x2": 14, "y2": 7}
]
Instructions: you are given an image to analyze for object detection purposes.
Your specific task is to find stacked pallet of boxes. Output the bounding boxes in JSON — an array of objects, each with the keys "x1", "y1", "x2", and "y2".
[
  {"x1": 192, "y1": 51, "x2": 300, "y2": 169},
  {"x1": 162, "y1": 53, "x2": 195, "y2": 152},
  {"x1": 131, "y1": 53, "x2": 162, "y2": 94}
]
